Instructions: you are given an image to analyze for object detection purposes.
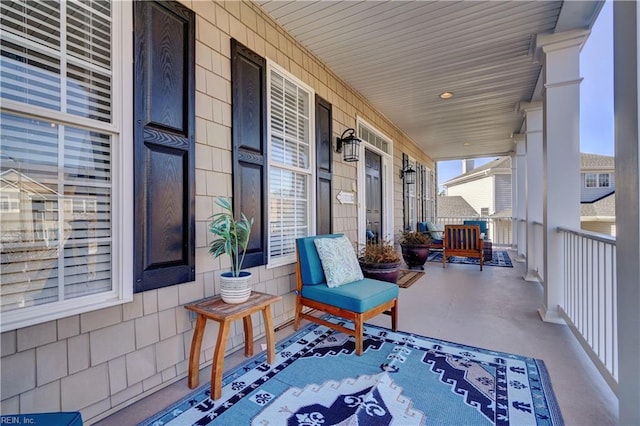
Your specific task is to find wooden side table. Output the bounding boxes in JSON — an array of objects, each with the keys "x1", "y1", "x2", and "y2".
[{"x1": 184, "y1": 291, "x2": 282, "y2": 400}]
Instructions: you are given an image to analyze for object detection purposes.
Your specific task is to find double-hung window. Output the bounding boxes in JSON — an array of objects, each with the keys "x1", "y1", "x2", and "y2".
[
  {"x1": 267, "y1": 62, "x2": 315, "y2": 266},
  {"x1": 585, "y1": 173, "x2": 611, "y2": 188},
  {"x1": 0, "y1": 1, "x2": 132, "y2": 331}
]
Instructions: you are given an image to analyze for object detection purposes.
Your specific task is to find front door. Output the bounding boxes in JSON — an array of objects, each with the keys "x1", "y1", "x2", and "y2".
[{"x1": 365, "y1": 149, "x2": 382, "y2": 243}]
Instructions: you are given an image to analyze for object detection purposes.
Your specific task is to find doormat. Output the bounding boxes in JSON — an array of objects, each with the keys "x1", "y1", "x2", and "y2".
[
  {"x1": 397, "y1": 270, "x2": 425, "y2": 288},
  {"x1": 428, "y1": 250, "x2": 513, "y2": 267}
]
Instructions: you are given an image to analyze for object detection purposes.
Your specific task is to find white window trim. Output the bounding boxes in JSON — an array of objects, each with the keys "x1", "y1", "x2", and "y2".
[
  {"x1": 0, "y1": 2, "x2": 133, "y2": 332},
  {"x1": 356, "y1": 117, "x2": 394, "y2": 247},
  {"x1": 584, "y1": 172, "x2": 612, "y2": 188},
  {"x1": 265, "y1": 59, "x2": 316, "y2": 268}
]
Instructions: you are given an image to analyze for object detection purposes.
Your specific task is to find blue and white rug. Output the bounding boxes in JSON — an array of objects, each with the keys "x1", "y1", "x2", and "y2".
[
  {"x1": 140, "y1": 318, "x2": 561, "y2": 425},
  {"x1": 428, "y1": 250, "x2": 513, "y2": 267}
]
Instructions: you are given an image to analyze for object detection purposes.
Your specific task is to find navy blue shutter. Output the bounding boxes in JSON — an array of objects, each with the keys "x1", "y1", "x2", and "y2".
[
  {"x1": 133, "y1": 1, "x2": 196, "y2": 292},
  {"x1": 315, "y1": 96, "x2": 333, "y2": 235},
  {"x1": 231, "y1": 39, "x2": 268, "y2": 267}
]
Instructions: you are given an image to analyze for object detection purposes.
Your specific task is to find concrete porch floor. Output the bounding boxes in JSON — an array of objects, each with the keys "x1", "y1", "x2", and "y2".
[{"x1": 97, "y1": 251, "x2": 617, "y2": 425}]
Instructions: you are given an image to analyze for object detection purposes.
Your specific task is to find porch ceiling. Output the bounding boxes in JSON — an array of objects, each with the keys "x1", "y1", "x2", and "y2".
[{"x1": 256, "y1": 1, "x2": 603, "y2": 161}]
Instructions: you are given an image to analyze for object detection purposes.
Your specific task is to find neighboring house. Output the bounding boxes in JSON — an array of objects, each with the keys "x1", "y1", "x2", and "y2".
[
  {"x1": 579, "y1": 154, "x2": 616, "y2": 236},
  {"x1": 436, "y1": 195, "x2": 480, "y2": 219},
  {"x1": 442, "y1": 156, "x2": 512, "y2": 217},
  {"x1": 441, "y1": 153, "x2": 616, "y2": 236}
]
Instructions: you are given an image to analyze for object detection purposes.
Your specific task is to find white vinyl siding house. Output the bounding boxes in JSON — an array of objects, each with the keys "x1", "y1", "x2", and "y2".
[
  {"x1": 581, "y1": 172, "x2": 615, "y2": 202},
  {"x1": 443, "y1": 154, "x2": 616, "y2": 237},
  {"x1": 494, "y1": 174, "x2": 512, "y2": 214},
  {"x1": 446, "y1": 178, "x2": 493, "y2": 216},
  {"x1": 443, "y1": 157, "x2": 512, "y2": 216}
]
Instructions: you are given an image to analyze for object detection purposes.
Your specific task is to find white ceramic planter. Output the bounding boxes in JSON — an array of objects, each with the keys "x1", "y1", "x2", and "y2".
[{"x1": 220, "y1": 271, "x2": 251, "y2": 304}]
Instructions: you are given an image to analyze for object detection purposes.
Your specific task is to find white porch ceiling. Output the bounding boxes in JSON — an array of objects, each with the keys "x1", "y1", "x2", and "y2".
[{"x1": 256, "y1": 1, "x2": 603, "y2": 161}]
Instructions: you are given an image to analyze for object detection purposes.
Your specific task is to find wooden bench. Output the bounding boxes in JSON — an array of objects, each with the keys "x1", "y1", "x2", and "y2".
[
  {"x1": 442, "y1": 225, "x2": 485, "y2": 271},
  {"x1": 295, "y1": 234, "x2": 399, "y2": 355}
]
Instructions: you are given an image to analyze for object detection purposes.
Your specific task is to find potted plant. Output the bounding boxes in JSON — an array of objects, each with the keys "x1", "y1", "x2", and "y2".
[
  {"x1": 399, "y1": 230, "x2": 432, "y2": 270},
  {"x1": 358, "y1": 239, "x2": 402, "y2": 284},
  {"x1": 209, "y1": 197, "x2": 254, "y2": 303}
]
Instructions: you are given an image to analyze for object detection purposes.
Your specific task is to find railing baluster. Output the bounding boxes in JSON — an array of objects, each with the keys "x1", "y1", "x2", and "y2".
[{"x1": 556, "y1": 226, "x2": 617, "y2": 394}]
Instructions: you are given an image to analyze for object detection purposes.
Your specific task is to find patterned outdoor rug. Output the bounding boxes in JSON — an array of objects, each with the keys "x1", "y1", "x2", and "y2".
[
  {"x1": 140, "y1": 317, "x2": 562, "y2": 426},
  {"x1": 427, "y1": 250, "x2": 513, "y2": 268},
  {"x1": 397, "y1": 270, "x2": 425, "y2": 288}
]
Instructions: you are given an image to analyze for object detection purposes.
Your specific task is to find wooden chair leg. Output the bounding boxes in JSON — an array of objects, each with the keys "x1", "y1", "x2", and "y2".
[
  {"x1": 391, "y1": 300, "x2": 398, "y2": 331},
  {"x1": 354, "y1": 315, "x2": 364, "y2": 355},
  {"x1": 294, "y1": 295, "x2": 302, "y2": 330}
]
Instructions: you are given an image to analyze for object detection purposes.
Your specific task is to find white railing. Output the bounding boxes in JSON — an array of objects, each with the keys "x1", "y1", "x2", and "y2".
[
  {"x1": 435, "y1": 216, "x2": 512, "y2": 247},
  {"x1": 558, "y1": 227, "x2": 618, "y2": 393}
]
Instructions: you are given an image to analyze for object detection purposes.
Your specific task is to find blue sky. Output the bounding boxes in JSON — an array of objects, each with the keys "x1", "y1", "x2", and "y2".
[{"x1": 437, "y1": 1, "x2": 613, "y2": 191}]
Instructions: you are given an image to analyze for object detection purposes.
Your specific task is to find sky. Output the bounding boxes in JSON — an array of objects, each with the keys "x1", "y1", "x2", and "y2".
[{"x1": 437, "y1": 1, "x2": 613, "y2": 192}]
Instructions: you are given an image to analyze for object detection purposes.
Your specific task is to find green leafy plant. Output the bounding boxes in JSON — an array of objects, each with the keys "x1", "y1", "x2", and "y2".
[
  {"x1": 399, "y1": 230, "x2": 432, "y2": 245},
  {"x1": 209, "y1": 197, "x2": 253, "y2": 277},
  {"x1": 358, "y1": 240, "x2": 401, "y2": 264}
]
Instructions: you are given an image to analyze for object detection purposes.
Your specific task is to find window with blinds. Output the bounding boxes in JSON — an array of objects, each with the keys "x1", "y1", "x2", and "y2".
[
  {"x1": 267, "y1": 65, "x2": 314, "y2": 265},
  {"x1": 0, "y1": 1, "x2": 131, "y2": 331}
]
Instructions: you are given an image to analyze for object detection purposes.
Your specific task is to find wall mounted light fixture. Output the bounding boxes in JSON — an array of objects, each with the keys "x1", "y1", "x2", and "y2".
[
  {"x1": 335, "y1": 128, "x2": 361, "y2": 162},
  {"x1": 400, "y1": 165, "x2": 417, "y2": 184}
]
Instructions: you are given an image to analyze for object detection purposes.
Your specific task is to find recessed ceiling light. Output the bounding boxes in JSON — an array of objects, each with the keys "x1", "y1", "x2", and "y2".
[
  {"x1": 463, "y1": 142, "x2": 471, "y2": 146},
  {"x1": 439, "y1": 91, "x2": 454, "y2": 99}
]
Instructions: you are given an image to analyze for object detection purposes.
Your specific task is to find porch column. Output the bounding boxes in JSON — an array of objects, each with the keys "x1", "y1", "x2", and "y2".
[
  {"x1": 534, "y1": 29, "x2": 589, "y2": 324},
  {"x1": 513, "y1": 134, "x2": 527, "y2": 262},
  {"x1": 510, "y1": 153, "x2": 517, "y2": 249},
  {"x1": 614, "y1": 2, "x2": 640, "y2": 423},
  {"x1": 519, "y1": 102, "x2": 543, "y2": 282}
]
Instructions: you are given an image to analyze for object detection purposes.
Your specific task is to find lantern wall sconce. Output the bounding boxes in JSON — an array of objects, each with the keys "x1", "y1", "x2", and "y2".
[
  {"x1": 400, "y1": 165, "x2": 416, "y2": 184},
  {"x1": 335, "y1": 128, "x2": 361, "y2": 162}
]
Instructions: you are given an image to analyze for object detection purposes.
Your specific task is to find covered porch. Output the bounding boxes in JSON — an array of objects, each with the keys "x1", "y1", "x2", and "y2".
[{"x1": 2, "y1": 1, "x2": 639, "y2": 424}]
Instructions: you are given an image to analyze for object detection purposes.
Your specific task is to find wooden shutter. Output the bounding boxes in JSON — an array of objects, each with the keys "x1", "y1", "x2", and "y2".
[
  {"x1": 133, "y1": 1, "x2": 195, "y2": 292},
  {"x1": 402, "y1": 153, "x2": 410, "y2": 230},
  {"x1": 231, "y1": 39, "x2": 268, "y2": 268},
  {"x1": 315, "y1": 96, "x2": 333, "y2": 235}
]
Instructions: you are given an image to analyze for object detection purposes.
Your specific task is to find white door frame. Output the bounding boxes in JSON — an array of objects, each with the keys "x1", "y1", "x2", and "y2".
[{"x1": 356, "y1": 117, "x2": 394, "y2": 247}]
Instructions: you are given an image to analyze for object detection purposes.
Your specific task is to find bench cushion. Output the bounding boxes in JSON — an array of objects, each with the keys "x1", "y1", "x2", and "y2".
[{"x1": 301, "y1": 278, "x2": 399, "y2": 313}]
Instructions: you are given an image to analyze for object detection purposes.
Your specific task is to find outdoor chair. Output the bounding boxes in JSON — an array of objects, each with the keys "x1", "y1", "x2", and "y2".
[
  {"x1": 463, "y1": 220, "x2": 492, "y2": 261},
  {"x1": 442, "y1": 224, "x2": 484, "y2": 270},
  {"x1": 295, "y1": 234, "x2": 399, "y2": 355}
]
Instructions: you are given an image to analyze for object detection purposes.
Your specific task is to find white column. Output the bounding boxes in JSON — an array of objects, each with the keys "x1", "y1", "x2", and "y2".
[
  {"x1": 535, "y1": 29, "x2": 588, "y2": 324},
  {"x1": 519, "y1": 102, "x2": 543, "y2": 282},
  {"x1": 513, "y1": 134, "x2": 527, "y2": 262},
  {"x1": 614, "y1": 2, "x2": 640, "y2": 423},
  {"x1": 510, "y1": 153, "x2": 518, "y2": 249}
]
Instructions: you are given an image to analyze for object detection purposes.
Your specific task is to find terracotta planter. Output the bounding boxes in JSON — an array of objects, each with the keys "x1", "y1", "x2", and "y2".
[
  {"x1": 400, "y1": 244, "x2": 431, "y2": 270},
  {"x1": 220, "y1": 271, "x2": 252, "y2": 304},
  {"x1": 358, "y1": 260, "x2": 402, "y2": 284}
]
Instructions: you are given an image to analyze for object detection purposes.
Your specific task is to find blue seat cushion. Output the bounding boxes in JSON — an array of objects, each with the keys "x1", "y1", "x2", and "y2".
[
  {"x1": 463, "y1": 220, "x2": 488, "y2": 234},
  {"x1": 297, "y1": 234, "x2": 343, "y2": 285},
  {"x1": 301, "y1": 278, "x2": 398, "y2": 313}
]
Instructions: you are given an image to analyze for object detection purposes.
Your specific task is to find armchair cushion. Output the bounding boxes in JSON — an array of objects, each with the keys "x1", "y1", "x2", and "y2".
[
  {"x1": 314, "y1": 235, "x2": 363, "y2": 288},
  {"x1": 297, "y1": 234, "x2": 343, "y2": 285},
  {"x1": 301, "y1": 278, "x2": 398, "y2": 313},
  {"x1": 463, "y1": 220, "x2": 488, "y2": 235},
  {"x1": 426, "y1": 221, "x2": 444, "y2": 240}
]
